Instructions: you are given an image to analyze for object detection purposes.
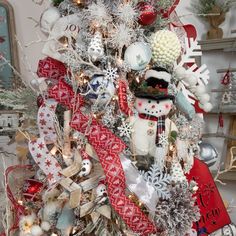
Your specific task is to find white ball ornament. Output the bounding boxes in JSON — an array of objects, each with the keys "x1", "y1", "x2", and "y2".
[
  {"x1": 31, "y1": 225, "x2": 43, "y2": 236},
  {"x1": 41, "y1": 221, "x2": 51, "y2": 232},
  {"x1": 150, "y1": 30, "x2": 181, "y2": 66},
  {"x1": 124, "y1": 42, "x2": 152, "y2": 70},
  {"x1": 30, "y1": 79, "x2": 40, "y2": 90},
  {"x1": 40, "y1": 7, "x2": 61, "y2": 34}
]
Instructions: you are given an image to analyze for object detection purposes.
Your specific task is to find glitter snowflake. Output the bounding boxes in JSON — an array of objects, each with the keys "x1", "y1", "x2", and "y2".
[
  {"x1": 158, "y1": 132, "x2": 169, "y2": 146},
  {"x1": 103, "y1": 65, "x2": 119, "y2": 81},
  {"x1": 102, "y1": 104, "x2": 117, "y2": 128},
  {"x1": 109, "y1": 23, "x2": 136, "y2": 49},
  {"x1": 116, "y1": 2, "x2": 138, "y2": 26},
  {"x1": 117, "y1": 120, "x2": 133, "y2": 138}
]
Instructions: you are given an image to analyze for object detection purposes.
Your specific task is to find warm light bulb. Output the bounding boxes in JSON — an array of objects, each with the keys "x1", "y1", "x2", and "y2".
[{"x1": 136, "y1": 77, "x2": 140, "y2": 83}]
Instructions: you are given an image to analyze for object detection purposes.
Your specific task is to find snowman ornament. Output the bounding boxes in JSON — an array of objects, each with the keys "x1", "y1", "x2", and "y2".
[{"x1": 130, "y1": 68, "x2": 177, "y2": 158}]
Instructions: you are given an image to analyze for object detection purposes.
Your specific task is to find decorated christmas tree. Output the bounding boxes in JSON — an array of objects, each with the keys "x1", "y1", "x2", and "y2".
[{"x1": 0, "y1": 0, "x2": 235, "y2": 236}]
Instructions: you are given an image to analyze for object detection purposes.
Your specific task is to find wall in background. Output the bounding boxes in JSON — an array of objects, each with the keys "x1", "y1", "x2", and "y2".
[{"x1": 2, "y1": 0, "x2": 236, "y2": 225}]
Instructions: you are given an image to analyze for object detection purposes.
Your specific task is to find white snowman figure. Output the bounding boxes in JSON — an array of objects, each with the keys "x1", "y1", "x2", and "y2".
[
  {"x1": 96, "y1": 181, "x2": 108, "y2": 204},
  {"x1": 130, "y1": 67, "x2": 177, "y2": 158},
  {"x1": 78, "y1": 158, "x2": 92, "y2": 177}
]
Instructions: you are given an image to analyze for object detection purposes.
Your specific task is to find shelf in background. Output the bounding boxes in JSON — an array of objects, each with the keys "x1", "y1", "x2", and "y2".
[{"x1": 198, "y1": 37, "x2": 236, "y2": 51}]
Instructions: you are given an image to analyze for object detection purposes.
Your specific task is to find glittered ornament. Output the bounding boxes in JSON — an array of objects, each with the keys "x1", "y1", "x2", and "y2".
[
  {"x1": 124, "y1": 42, "x2": 152, "y2": 71},
  {"x1": 150, "y1": 30, "x2": 181, "y2": 66},
  {"x1": 199, "y1": 142, "x2": 218, "y2": 167},
  {"x1": 137, "y1": 2, "x2": 157, "y2": 26},
  {"x1": 23, "y1": 179, "x2": 44, "y2": 201}
]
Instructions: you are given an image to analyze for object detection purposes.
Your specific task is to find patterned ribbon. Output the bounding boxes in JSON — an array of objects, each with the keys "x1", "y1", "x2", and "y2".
[
  {"x1": 28, "y1": 138, "x2": 62, "y2": 185},
  {"x1": 37, "y1": 99, "x2": 58, "y2": 142},
  {"x1": 48, "y1": 79, "x2": 158, "y2": 235}
]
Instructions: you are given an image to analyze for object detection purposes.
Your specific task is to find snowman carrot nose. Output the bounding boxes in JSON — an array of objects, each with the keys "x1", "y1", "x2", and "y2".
[{"x1": 151, "y1": 105, "x2": 155, "y2": 109}]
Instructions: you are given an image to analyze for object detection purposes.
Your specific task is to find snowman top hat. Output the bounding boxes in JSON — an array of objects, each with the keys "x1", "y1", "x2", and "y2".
[{"x1": 135, "y1": 67, "x2": 175, "y2": 101}]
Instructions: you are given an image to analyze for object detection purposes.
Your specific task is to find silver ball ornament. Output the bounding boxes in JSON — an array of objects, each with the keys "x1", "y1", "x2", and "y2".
[{"x1": 199, "y1": 142, "x2": 218, "y2": 167}]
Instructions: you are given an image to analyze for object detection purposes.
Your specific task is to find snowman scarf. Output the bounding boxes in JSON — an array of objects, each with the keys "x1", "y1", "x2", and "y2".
[{"x1": 138, "y1": 114, "x2": 166, "y2": 145}]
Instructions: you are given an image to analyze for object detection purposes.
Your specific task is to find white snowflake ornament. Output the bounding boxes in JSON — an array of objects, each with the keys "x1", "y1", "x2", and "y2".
[
  {"x1": 118, "y1": 120, "x2": 133, "y2": 139},
  {"x1": 103, "y1": 65, "x2": 119, "y2": 81},
  {"x1": 158, "y1": 132, "x2": 169, "y2": 147}
]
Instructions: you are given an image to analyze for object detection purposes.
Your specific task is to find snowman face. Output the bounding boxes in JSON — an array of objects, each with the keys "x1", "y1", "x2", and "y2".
[
  {"x1": 135, "y1": 97, "x2": 173, "y2": 117},
  {"x1": 96, "y1": 184, "x2": 108, "y2": 198},
  {"x1": 79, "y1": 159, "x2": 92, "y2": 177}
]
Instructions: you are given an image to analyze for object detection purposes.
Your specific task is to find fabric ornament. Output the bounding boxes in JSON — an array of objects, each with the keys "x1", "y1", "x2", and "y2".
[
  {"x1": 186, "y1": 158, "x2": 231, "y2": 234},
  {"x1": 29, "y1": 138, "x2": 62, "y2": 186},
  {"x1": 130, "y1": 68, "x2": 177, "y2": 157}
]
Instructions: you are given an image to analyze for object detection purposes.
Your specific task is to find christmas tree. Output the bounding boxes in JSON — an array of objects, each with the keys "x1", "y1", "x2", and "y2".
[{"x1": 0, "y1": 0, "x2": 234, "y2": 236}]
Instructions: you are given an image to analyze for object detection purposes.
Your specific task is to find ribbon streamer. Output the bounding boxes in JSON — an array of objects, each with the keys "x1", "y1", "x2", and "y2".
[
  {"x1": 29, "y1": 138, "x2": 62, "y2": 185},
  {"x1": 120, "y1": 154, "x2": 158, "y2": 213},
  {"x1": 37, "y1": 99, "x2": 58, "y2": 142},
  {"x1": 48, "y1": 78, "x2": 158, "y2": 235}
]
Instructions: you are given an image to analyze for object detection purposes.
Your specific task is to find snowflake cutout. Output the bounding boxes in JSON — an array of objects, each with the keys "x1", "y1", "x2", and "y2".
[
  {"x1": 103, "y1": 65, "x2": 119, "y2": 81},
  {"x1": 141, "y1": 164, "x2": 172, "y2": 200},
  {"x1": 117, "y1": 120, "x2": 133, "y2": 138},
  {"x1": 158, "y1": 132, "x2": 169, "y2": 146}
]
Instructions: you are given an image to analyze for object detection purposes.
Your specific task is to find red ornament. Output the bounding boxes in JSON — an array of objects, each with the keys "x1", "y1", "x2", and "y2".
[
  {"x1": 137, "y1": 2, "x2": 157, "y2": 26},
  {"x1": 186, "y1": 158, "x2": 231, "y2": 234},
  {"x1": 37, "y1": 95, "x2": 44, "y2": 108},
  {"x1": 22, "y1": 179, "x2": 44, "y2": 201}
]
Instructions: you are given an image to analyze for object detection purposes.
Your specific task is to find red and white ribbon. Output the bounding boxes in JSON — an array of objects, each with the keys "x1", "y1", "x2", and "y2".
[
  {"x1": 29, "y1": 138, "x2": 62, "y2": 186},
  {"x1": 37, "y1": 99, "x2": 58, "y2": 142},
  {"x1": 48, "y1": 78, "x2": 158, "y2": 235}
]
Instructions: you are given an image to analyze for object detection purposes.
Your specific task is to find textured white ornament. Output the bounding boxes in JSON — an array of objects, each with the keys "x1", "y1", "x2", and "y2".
[
  {"x1": 174, "y1": 66, "x2": 186, "y2": 80},
  {"x1": 40, "y1": 7, "x2": 61, "y2": 34},
  {"x1": 88, "y1": 31, "x2": 104, "y2": 61},
  {"x1": 150, "y1": 30, "x2": 181, "y2": 66},
  {"x1": 41, "y1": 221, "x2": 51, "y2": 231},
  {"x1": 31, "y1": 225, "x2": 43, "y2": 236},
  {"x1": 124, "y1": 42, "x2": 152, "y2": 70}
]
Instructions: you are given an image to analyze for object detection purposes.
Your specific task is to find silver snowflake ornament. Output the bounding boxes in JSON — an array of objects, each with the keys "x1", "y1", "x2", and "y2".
[{"x1": 117, "y1": 120, "x2": 133, "y2": 139}]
